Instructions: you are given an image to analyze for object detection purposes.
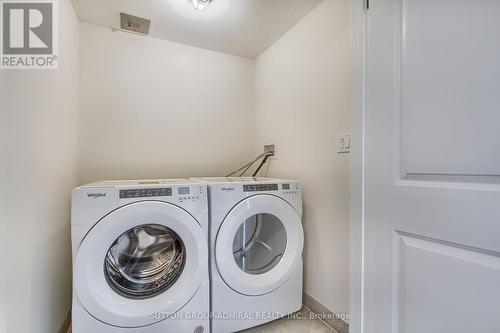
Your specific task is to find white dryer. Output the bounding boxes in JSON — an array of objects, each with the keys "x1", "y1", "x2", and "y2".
[
  {"x1": 193, "y1": 177, "x2": 304, "y2": 333},
  {"x1": 71, "y1": 179, "x2": 209, "y2": 333}
]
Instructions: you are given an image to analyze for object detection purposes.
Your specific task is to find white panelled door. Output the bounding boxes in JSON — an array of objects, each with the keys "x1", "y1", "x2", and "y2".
[{"x1": 364, "y1": 0, "x2": 500, "y2": 332}]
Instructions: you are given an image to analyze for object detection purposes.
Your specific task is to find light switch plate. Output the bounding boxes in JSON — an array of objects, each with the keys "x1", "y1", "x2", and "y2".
[{"x1": 337, "y1": 133, "x2": 351, "y2": 154}]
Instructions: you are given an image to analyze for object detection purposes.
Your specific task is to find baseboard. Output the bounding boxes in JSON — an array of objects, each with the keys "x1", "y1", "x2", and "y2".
[
  {"x1": 58, "y1": 309, "x2": 71, "y2": 333},
  {"x1": 303, "y1": 293, "x2": 349, "y2": 333}
]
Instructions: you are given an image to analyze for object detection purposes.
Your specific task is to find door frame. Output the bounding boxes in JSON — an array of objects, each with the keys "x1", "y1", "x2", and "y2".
[{"x1": 349, "y1": 0, "x2": 367, "y2": 333}]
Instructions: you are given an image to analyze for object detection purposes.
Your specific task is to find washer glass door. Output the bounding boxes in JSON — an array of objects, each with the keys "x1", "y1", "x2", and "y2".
[{"x1": 105, "y1": 224, "x2": 185, "y2": 298}]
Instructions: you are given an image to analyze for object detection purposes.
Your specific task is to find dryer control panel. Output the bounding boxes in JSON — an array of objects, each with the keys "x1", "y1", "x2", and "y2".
[{"x1": 243, "y1": 184, "x2": 278, "y2": 192}]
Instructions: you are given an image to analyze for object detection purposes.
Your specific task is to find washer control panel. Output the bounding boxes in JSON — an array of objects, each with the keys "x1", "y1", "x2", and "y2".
[
  {"x1": 119, "y1": 188, "x2": 172, "y2": 199},
  {"x1": 118, "y1": 185, "x2": 204, "y2": 203}
]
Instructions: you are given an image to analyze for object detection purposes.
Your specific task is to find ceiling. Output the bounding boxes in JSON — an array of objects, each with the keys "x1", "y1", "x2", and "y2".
[{"x1": 71, "y1": 0, "x2": 323, "y2": 58}]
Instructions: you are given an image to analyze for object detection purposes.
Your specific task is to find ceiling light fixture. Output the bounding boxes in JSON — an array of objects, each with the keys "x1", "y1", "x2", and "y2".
[{"x1": 192, "y1": 0, "x2": 211, "y2": 11}]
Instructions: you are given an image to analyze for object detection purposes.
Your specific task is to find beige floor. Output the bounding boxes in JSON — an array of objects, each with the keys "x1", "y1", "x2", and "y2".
[
  {"x1": 240, "y1": 308, "x2": 336, "y2": 333},
  {"x1": 68, "y1": 308, "x2": 336, "y2": 333}
]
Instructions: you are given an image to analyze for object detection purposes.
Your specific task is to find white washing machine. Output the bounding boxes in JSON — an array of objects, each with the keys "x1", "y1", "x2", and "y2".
[
  {"x1": 71, "y1": 179, "x2": 209, "y2": 333},
  {"x1": 193, "y1": 177, "x2": 304, "y2": 333}
]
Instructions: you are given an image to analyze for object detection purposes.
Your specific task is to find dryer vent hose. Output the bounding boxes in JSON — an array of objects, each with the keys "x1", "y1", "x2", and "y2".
[{"x1": 226, "y1": 152, "x2": 274, "y2": 177}]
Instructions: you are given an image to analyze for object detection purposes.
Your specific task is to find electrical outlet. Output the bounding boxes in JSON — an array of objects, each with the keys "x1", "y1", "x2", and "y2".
[{"x1": 264, "y1": 144, "x2": 276, "y2": 159}]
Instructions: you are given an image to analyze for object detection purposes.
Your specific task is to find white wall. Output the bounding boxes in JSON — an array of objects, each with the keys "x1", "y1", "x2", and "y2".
[
  {"x1": 254, "y1": 0, "x2": 353, "y2": 314},
  {"x1": 0, "y1": 0, "x2": 79, "y2": 331},
  {"x1": 78, "y1": 23, "x2": 255, "y2": 184}
]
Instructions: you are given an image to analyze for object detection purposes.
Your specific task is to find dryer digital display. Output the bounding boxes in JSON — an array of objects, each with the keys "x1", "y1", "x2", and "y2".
[
  {"x1": 243, "y1": 184, "x2": 278, "y2": 192},
  {"x1": 120, "y1": 188, "x2": 172, "y2": 198}
]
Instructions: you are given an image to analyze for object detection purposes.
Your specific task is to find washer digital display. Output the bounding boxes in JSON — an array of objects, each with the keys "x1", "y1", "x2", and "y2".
[{"x1": 178, "y1": 187, "x2": 190, "y2": 195}]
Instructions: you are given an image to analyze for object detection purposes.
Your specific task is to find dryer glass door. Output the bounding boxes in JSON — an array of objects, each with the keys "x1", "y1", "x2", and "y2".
[
  {"x1": 216, "y1": 195, "x2": 303, "y2": 296},
  {"x1": 233, "y1": 213, "x2": 287, "y2": 275}
]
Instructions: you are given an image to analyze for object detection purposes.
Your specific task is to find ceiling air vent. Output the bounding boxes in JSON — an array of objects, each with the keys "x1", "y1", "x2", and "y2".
[{"x1": 120, "y1": 13, "x2": 151, "y2": 35}]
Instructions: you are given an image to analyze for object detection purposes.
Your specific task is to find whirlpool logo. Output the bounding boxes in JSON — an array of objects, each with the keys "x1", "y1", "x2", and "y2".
[
  {"x1": 1, "y1": 0, "x2": 58, "y2": 69},
  {"x1": 87, "y1": 192, "x2": 106, "y2": 199}
]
